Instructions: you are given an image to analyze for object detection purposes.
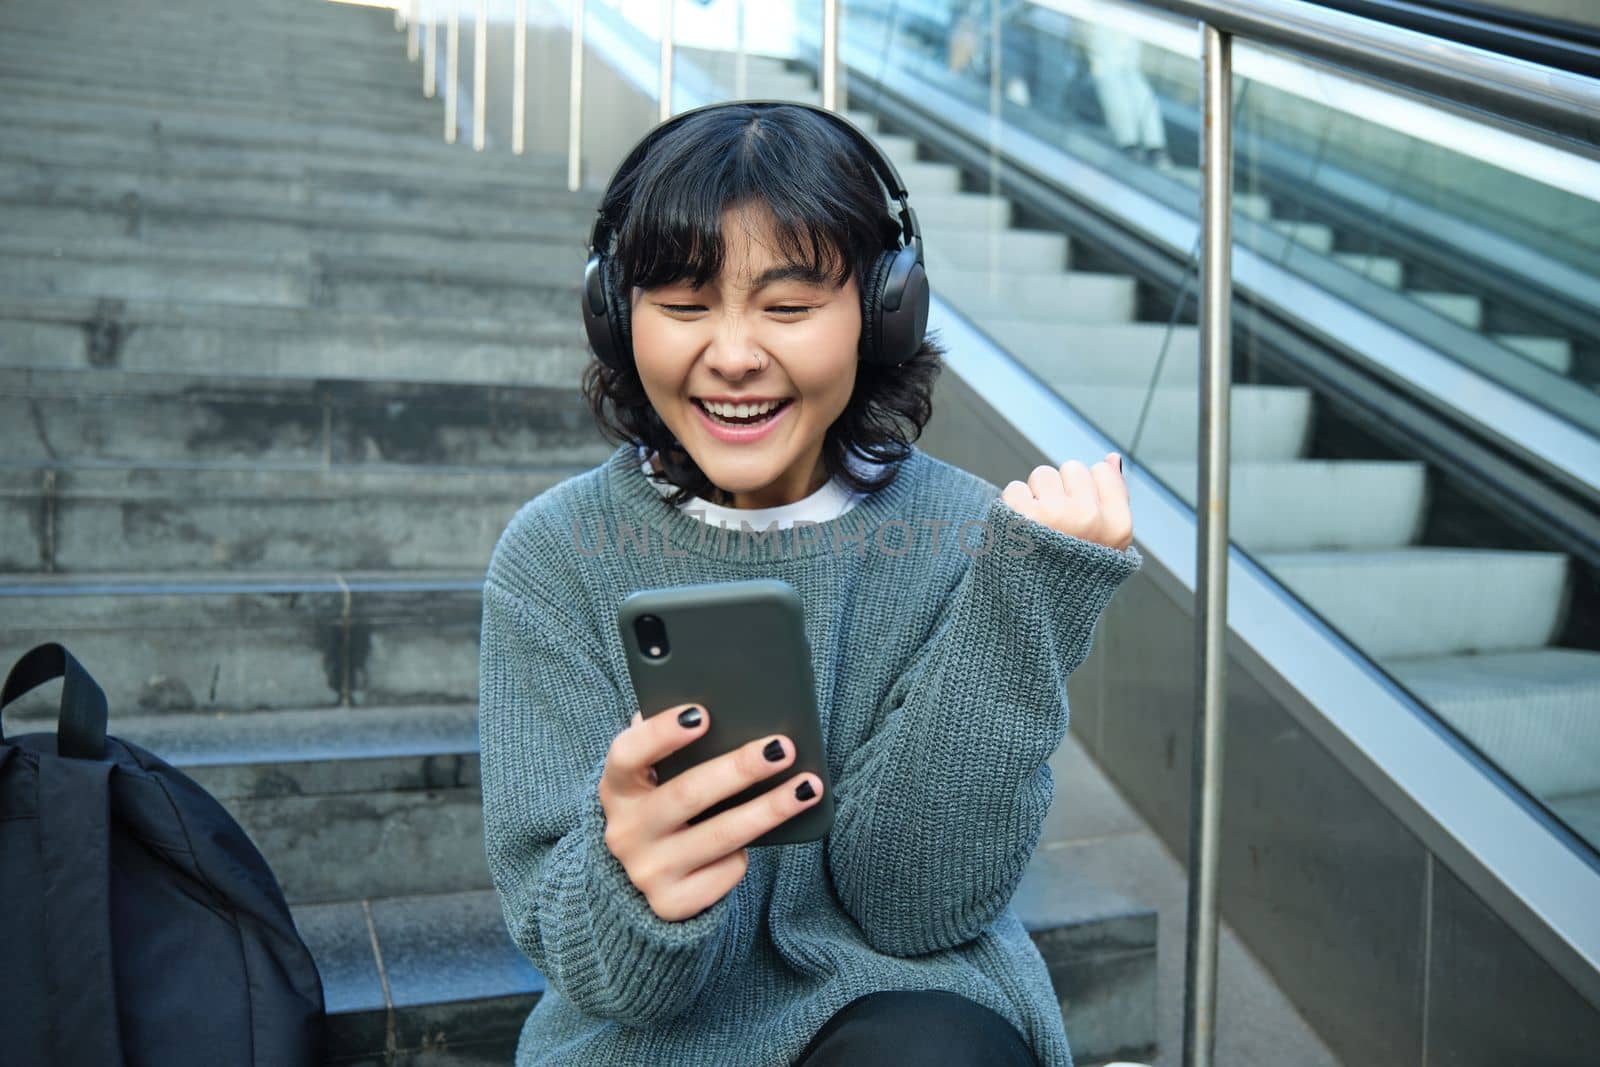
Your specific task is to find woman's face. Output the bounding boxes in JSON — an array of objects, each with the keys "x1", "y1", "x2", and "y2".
[{"x1": 630, "y1": 203, "x2": 861, "y2": 510}]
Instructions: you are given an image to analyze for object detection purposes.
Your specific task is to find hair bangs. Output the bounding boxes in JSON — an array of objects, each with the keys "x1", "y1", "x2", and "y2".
[{"x1": 610, "y1": 106, "x2": 873, "y2": 295}]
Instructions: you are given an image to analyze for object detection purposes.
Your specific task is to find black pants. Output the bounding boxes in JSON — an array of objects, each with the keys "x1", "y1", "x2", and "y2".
[{"x1": 793, "y1": 990, "x2": 1041, "y2": 1067}]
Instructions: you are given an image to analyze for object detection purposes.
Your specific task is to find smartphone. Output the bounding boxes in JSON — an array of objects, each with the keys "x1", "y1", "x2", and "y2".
[{"x1": 616, "y1": 578, "x2": 834, "y2": 847}]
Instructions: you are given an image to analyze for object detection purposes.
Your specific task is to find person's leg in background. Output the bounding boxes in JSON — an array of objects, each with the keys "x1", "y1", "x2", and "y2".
[
  {"x1": 793, "y1": 990, "x2": 1041, "y2": 1067},
  {"x1": 1086, "y1": 22, "x2": 1171, "y2": 166}
]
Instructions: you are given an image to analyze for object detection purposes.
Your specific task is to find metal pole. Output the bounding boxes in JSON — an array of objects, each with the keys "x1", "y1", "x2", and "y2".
[
  {"x1": 568, "y1": 0, "x2": 586, "y2": 190},
  {"x1": 513, "y1": 0, "x2": 528, "y2": 154},
  {"x1": 408, "y1": 0, "x2": 420, "y2": 60},
  {"x1": 423, "y1": 0, "x2": 437, "y2": 98},
  {"x1": 446, "y1": 2, "x2": 460, "y2": 144},
  {"x1": 473, "y1": 0, "x2": 488, "y2": 151},
  {"x1": 659, "y1": 0, "x2": 674, "y2": 122},
  {"x1": 1182, "y1": 22, "x2": 1233, "y2": 1067},
  {"x1": 735, "y1": 0, "x2": 747, "y2": 99},
  {"x1": 821, "y1": 0, "x2": 839, "y2": 111}
]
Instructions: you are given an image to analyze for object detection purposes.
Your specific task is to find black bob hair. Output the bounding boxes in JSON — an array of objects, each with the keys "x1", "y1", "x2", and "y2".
[{"x1": 579, "y1": 102, "x2": 945, "y2": 509}]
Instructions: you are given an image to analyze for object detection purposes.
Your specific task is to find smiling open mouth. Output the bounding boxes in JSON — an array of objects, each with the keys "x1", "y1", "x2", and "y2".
[{"x1": 695, "y1": 399, "x2": 794, "y2": 427}]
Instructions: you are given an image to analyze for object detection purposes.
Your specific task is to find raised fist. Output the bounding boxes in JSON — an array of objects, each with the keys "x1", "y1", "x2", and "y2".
[{"x1": 1000, "y1": 453, "x2": 1133, "y2": 552}]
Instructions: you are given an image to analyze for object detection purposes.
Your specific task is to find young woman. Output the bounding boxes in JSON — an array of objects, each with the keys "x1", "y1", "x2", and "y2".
[{"x1": 478, "y1": 101, "x2": 1140, "y2": 1067}]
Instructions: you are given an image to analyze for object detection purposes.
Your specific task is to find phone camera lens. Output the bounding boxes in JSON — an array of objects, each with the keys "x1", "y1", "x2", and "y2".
[{"x1": 635, "y1": 614, "x2": 670, "y2": 660}]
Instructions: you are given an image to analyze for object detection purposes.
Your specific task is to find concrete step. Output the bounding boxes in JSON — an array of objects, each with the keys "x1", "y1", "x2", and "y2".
[
  {"x1": 295, "y1": 889, "x2": 537, "y2": 1064},
  {"x1": 0, "y1": 572, "x2": 486, "y2": 718},
  {"x1": 0, "y1": 297, "x2": 590, "y2": 385},
  {"x1": 2, "y1": 121, "x2": 564, "y2": 184},
  {"x1": 295, "y1": 869, "x2": 1151, "y2": 1065},
  {"x1": 0, "y1": 54, "x2": 423, "y2": 110},
  {"x1": 0, "y1": 137, "x2": 567, "y2": 191},
  {"x1": 1386, "y1": 647, "x2": 1600, "y2": 799},
  {"x1": 0, "y1": 158, "x2": 588, "y2": 217},
  {"x1": 0, "y1": 193, "x2": 593, "y2": 265},
  {"x1": 739, "y1": 71, "x2": 822, "y2": 103},
  {"x1": 916, "y1": 192, "x2": 1014, "y2": 230},
  {"x1": 0, "y1": 1, "x2": 404, "y2": 42},
  {"x1": 1, "y1": 362, "x2": 608, "y2": 472},
  {"x1": 1062, "y1": 385, "x2": 1314, "y2": 462},
  {"x1": 1269, "y1": 221, "x2": 1336, "y2": 254},
  {"x1": 57, "y1": 700, "x2": 1157, "y2": 1062},
  {"x1": 936, "y1": 269, "x2": 1136, "y2": 323},
  {"x1": 0, "y1": 42, "x2": 424, "y2": 91},
  {"x1": 874, "y1": 133, "x2": 922, "y2": 171},
  {"x1": 0, "y1": 235, "x2": 580, "y2": 319},
  {"x1": 1411, "y1": 291, "x2": 1484, "y2": 330},
  {"x1": 1495, "y1": 334, "x2": 1575, "y2": 375},
  {"x1": 896, "y1": 159, "x2": 964, "y2": 195},
  {"x1": 0, "y1": 73, "x2": 438, "y2": 134},
  {"x1": 1260, "y1": 547, "x2": 1569, "y2": 659},
  {"x1": 1333, "y1": 254, "x2": 1405, "y2": 289},
  {"x1": 924, "y1": 226, "x2": 1071, "y2": 273},
  {"x1": 983, "y1": 320, "x2": 1200, "y2": 386},
  {"x1": 1148, "y1": 460, "x2": 1427, "y2": 551},
  {"x1": 0, "y1": 98, "x2": 454, "y2": 162},
  {"x1": 0, "y1": 463, "x2": 596, "y2": 575}
]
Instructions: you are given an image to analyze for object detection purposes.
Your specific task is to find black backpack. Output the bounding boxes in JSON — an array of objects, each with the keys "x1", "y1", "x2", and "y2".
[{"x1": 0, "y1": 643, "x2": 327, "y2": 1066}]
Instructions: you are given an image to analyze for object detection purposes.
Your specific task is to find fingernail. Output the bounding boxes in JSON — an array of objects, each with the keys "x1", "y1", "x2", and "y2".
[
  {"x1": 1111, "y1": 453, "x2": 1124, "y2": 472},
  {"x1": 763, "y1": 738, "x2": 786, "y2": 762},
  {"x1": 678, "y1": 706, "x2": 703, "y2": 728},
  {"x1": 795, "y1": 780, "x2": 816, "y2": 801}
]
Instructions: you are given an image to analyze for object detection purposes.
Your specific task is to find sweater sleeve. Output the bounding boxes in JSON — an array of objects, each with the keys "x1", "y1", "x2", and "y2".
[
  {"x1": 478, "y1": 577, "x2": 735, "y2": 1025},
  {"x1": 825, "y1": 496, "x2": 1142, "y2": 957}
]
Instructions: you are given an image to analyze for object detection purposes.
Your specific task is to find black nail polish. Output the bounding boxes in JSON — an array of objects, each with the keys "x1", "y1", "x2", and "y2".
[
  {"x1": 678, "y1": 706, "x2": 703, "y2": 728},
  {"x1": 795, "y1": 780, "x2": 816, "y2": 802},
  {"x1": 763, "y1": 739, "x2": 785, "y2": 762}
]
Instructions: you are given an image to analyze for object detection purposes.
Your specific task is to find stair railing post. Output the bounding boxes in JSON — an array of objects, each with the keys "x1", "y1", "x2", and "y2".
[
  {"x1": 423, "y1": 0, "x2": 438, "y2": 98},
  {"x1": 659, "y1": 0, "x2": 675, "y2": 121},
  {"x1": 1182, "y1": 20, "x2": 1234, "y2": 1067},
  {"x1": 568, "y1": 0, "x2": 587, "y2": 190},
  {"x1": 446, "y1": 0, "x2": 461, "y2": 143},
  {"x1": 473, "y1": 0, "x2": 488, "y2": 150},
  {"x1": 513, "y1": 0, "x2": 528, "y2": 154},
  {"x1": 734, "y1": 0, "x2": 747, "y2": 99},
  {"x1": 821, "y1": 0, "x2": 839, "y2": 111}
]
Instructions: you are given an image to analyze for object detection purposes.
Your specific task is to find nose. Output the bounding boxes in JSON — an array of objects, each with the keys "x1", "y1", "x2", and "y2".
[{"x1": 700, "y1": 313, "x2": 765, "y2": 379}]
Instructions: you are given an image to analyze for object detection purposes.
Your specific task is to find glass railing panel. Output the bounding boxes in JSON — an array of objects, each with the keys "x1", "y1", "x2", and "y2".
[
  {"x1": 1228, "y1": 39, "x2": 1600, "y2": 856},
  {"x1": 1151, "y1": 34, "x2": 1600, "y2": 440},
  {"x1": 808, "y1": 0, "x2": 1600, "y2": 858}
]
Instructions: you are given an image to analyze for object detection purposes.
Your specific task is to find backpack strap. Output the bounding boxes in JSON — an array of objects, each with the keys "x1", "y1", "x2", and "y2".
[
  {"x1": 37, "y1": 753, "x2": 127, "y2": 1065},
  {"x1": 1, "y1": 643, "x2": 108, "y2": 759}
]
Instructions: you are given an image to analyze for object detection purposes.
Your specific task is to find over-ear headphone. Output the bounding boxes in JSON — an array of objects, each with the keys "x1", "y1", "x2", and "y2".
[{"x1": 581, "y1": 100, "x2": 930, "y2": 373}]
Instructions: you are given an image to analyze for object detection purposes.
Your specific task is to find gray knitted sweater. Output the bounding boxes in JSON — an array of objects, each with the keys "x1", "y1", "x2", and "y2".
[{"x1": 477, "y1": 440, "x2": 1142, "y2": 1067}]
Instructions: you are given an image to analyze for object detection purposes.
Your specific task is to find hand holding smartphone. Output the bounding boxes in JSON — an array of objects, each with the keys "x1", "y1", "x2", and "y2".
[
  {"x1": 599, "y1": 580, "x2": 833, "y2": 921},
  {"x1": 616, "y1": 579, "x2": 834, "y2": 847}
]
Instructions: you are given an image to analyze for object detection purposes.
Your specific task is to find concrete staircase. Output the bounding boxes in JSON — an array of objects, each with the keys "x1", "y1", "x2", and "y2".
[
  {"x1": 668, "y1": 47, "x2": 1600, "y2": 851},
  {"x1": 0, "y1": 3, "x2": 1160, "y2": 1064}
]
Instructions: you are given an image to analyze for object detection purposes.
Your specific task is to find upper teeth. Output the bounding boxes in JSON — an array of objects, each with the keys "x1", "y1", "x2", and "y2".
[{"x1": 703, "y1": 399, "x2": 783, "y2": 418}]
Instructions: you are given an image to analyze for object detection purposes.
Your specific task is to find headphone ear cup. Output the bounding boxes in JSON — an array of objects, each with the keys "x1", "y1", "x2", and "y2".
[
  {"x1": 863, "y1": 245, "x2": 929, "y2": 366},
  {"x1": 858, "y1": 249, "x2": 898, "y2": 366},
  {"x1": 582, "y1": 252, "x2": 625, "y2": 371},
  {"x1": 606, "y1": 256, "x2": 635, "y2": 366},
  {"x1": 581, "y1": 253, "x2": 634, "y2": 371}
]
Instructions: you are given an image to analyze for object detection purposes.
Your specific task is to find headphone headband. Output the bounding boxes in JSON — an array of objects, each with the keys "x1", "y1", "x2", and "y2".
[{"x1": 587, "y1": 100, "x2": 922, "y2": 265}]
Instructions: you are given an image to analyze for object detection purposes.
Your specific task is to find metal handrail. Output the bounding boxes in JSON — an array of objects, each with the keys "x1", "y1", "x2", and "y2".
[{"x1": 1141, "y1": 0, "x2": 1600, "y2": 143}]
